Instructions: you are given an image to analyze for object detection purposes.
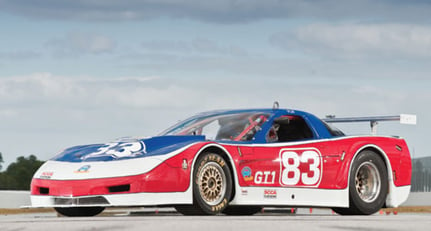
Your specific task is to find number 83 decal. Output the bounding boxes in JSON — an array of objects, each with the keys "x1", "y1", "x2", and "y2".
[{"x1": 279, "y1": 148, "x2": 322, "y2": 187}]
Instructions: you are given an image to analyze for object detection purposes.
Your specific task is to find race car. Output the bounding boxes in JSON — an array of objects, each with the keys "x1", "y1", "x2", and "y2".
[{"x1": 30, "y1": 105, "x2": 414, "y2": 216}]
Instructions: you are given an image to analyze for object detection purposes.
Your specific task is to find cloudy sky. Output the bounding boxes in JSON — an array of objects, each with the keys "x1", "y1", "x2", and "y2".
[{"x1": 0, "y1": 0, "x2": 429, "y2": 167}]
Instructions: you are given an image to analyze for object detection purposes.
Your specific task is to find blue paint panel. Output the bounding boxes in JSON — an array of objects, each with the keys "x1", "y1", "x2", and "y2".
[
  {"x1": 51, "y1": 108, "x2": 335, "y2": 163},
  {"x1": 250, "y1": 109, "x2": 333, "y2": 143},
  {"x1": 160, "y1": 108, "x2": 334, "y2": 144},
  {"x1": 52, "y1": 135, "x2": 205, "y2": 163}
]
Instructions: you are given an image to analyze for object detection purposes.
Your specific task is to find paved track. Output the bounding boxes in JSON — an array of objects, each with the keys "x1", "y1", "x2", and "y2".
[{"x1": 1, "y1": 209, "x2": 430, "y2": 231}]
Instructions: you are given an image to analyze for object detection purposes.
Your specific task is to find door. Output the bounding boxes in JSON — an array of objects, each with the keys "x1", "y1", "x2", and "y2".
[{"x1": 237, "y1": 115, "x2": 329, "y2": 188}]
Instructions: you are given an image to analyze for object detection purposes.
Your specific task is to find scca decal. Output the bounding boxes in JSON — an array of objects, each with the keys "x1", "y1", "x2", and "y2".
[
  {"x1": 264, "y1": 189, "x2": 277, "y2": 199},
  {"x1": 279, "y1": 148, "x2": 322, "y2": 187}
]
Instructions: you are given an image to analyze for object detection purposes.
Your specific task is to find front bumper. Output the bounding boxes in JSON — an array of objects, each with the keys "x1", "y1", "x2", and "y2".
[{"x1": 30, "y1": 191, "x2": 192, "y2": 208}]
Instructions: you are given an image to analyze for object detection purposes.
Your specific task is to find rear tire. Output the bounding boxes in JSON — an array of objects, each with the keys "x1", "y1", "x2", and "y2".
[
  {"x1": 333, "y1": 150, "x2": 388, "y2": 215},
  {"x1": 176, "y1": 152, "x2": 232, "y2": 215},
  {"x1": 55, "y1": 207, "x2": 105, "y2": 217}
]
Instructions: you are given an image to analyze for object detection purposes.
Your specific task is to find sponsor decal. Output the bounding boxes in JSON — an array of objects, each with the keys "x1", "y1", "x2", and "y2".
[
  {"x1": 40, "y1": 171, "x2": 54, "y2": 179},
  {"x1": 182, "y1": 159, "x2": 188, "y2": 170},
  {"x1": 264, "y1": 189, "x2": 277, "y2": 199},
  {"x1": 254, "y1": 171, "x2": 276, "y2": 184},
  {"x1": 241, "y1": 166, "x2": 254, "y2": 182},
  {"x1": 74, "y1": 165, "x2": 91, "y2": 173},
  {"x1": 81, "y1": 141, "x2": 147, "y2": 160},
  {"x1": 211, "y1": 198, "x2": 228, "y2": 212}
]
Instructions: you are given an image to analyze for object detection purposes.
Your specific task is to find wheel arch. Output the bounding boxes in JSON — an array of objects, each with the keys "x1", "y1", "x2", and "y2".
[
  {"x1": 348, "y1": 144, "x2": 394, "y2": 207},
  {"x1": 191, "y1": 143, "x2": 239, "y2": 202},
  {"x1": 353, "y1": 145, "x2": 390, "y2": 169}
]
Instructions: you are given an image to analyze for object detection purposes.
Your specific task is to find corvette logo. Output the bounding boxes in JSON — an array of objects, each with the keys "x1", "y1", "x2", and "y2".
[{"x1": 74, "y1": 165, "x2": 91, "y2": 173}]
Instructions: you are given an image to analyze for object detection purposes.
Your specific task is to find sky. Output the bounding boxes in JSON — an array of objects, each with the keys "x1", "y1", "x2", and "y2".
[{"x1": 0, "y1": 0, "x2": 430, "y2": 168}]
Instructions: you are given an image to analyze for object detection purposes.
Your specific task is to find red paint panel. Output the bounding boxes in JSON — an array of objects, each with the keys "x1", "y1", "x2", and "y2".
[
  {"x1": 31, "y1": 162, "x2": 190, "y2": 197},
  {"x1": 231, "y1": 136, "x2": 412, "y2": 190}
]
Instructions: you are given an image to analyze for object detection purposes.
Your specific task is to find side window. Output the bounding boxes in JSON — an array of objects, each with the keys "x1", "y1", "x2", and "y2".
[
  {"x1": 266, "y1": 115, "x2": 314, "y2": 142},
  {"x1": 201, "y1": 120, "x2": 221, "y2": 140}
]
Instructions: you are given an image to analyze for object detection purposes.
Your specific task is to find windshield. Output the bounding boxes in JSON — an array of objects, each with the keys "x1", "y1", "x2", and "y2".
[{"x1": 161, "y1": 112, "x2": 270, "y2": 141}]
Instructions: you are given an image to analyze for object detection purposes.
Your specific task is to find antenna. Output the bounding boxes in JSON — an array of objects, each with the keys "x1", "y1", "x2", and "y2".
[{"x1": 273, "y1": 101, "x2": 279, "y2": 110}]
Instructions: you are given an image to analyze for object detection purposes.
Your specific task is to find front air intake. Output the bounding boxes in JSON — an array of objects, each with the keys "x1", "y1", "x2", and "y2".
[
  {"x1": 54, "y1": 196, "x2": 110, "y2": 205},
  {"x1": 39, "y1": 187, "x2": 49, "y2": 195},
  {"x1": 108, "y1": 184, "x2": 130, "y2": 193}
]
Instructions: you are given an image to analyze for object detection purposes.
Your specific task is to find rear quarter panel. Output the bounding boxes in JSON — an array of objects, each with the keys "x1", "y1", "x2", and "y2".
[{"x1": 333, "y1": 136, "x2": 412, "y2": 188}]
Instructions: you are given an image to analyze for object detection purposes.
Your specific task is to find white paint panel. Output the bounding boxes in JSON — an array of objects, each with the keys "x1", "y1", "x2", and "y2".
[
  {"x1": 33, "y1": 143, "x2": 197, "y2": 180},
  {"x1": 230, "y1": 187, "x2": 348, "y2": 207},
  {"x1": 30, "y1": 187, "x2": 192, "y2": 207},
  {"x1": 386, "y1": 185, "x2": 411, "y2": 208}
]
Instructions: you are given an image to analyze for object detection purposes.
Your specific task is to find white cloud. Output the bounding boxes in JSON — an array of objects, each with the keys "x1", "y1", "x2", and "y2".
[
  {"x1": 0, "y1": 51, "x2": 40, "y2": 60},
  {"x1": 47, "y1": 32, "x2": 116, "y2": 56},
  {"x1": 0, "y1": 73, "x2": 80, "y2": 103},
  {"x1": 0, "y1": 73, "x2": 182, "y2": 108},
  {"x1": 0, "y1": 72, "x2": 428, "y2": 166},
  {"x1": 271, "y1": 23, "x2": 431, "y2": 58},
  {"x1": 0, "y1": 109, "x2": 17, "y2": 117},
  {"x1": 141, "y1": 38, "x2": 248, "y2": 56}
]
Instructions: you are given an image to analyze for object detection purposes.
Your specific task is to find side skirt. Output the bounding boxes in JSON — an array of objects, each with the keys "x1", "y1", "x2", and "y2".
[{"x1": 230, "y1": 187, "x2": 349, "y2": 207}]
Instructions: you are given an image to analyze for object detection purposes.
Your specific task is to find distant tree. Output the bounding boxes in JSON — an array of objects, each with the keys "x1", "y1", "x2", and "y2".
[
  {"x1": 0, "y1": 173, "x2": 13, "y2": 190},
  {"x1": 0, "y1": 152, "x2": 3, "y2": 171},
  {"x1": 0, "y1": 155, "x2": 44, "y2": 190},
  {"x1": 415, "y1": 159, "x2": 424, "y2": 172}
]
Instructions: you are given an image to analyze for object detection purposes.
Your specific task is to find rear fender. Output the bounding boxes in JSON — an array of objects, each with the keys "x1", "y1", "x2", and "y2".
[{"x1": 347, "y1": 144, "x2": 409, "y2": 208}]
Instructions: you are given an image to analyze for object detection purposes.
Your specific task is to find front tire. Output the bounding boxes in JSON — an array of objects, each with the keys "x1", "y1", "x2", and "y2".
[
  {"x1": 333, "y1": 150, "x2": 388, "y2": 215},
  {"x1": 55, "y1": 207, "x2": 105, "y2": 217},
  {"x1": 176, "y1": 152, "x2": 232, "y2": 215},
  {"x1": 222, "y1": 205, "x2": 262, "y2": 215}
]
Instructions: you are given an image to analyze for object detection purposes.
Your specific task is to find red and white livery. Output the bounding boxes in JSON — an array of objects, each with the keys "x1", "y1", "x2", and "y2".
[{"x1": 30, "y1": 106, "x2": 415, "y2": 216}]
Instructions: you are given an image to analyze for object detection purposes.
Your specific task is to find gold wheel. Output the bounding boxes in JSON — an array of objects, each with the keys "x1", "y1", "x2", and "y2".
[{"x1": 197, "y1": 162, "x2": 226, "y2": 206}]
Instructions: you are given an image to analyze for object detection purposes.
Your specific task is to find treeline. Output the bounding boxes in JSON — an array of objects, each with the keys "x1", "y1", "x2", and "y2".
[
  {"x1": 411, "y1": 158, "x2": 431, "y2": 192},
  {"x1": 0, "y1": 152, "x2": 44, "y2": 190}
]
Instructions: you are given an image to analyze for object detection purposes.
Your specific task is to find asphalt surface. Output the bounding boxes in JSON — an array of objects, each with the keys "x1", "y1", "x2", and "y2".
[{"x1": 1, "y1": 209, "x2": 430, "y2": 231}]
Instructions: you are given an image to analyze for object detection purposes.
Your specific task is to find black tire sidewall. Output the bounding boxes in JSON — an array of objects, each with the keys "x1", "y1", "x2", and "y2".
[
  {"x1": 349, "y1": 151, "x2": 388, "y2": 215},
  {"x1": 193, "y1": 153, "x2": 232, "y2": 215},
  {"x1": 55, "y1": 207, "x2": 105, "y2": 217},
  {"x1": 222, "y1": 205, "x2": 262, "y2": 215}
]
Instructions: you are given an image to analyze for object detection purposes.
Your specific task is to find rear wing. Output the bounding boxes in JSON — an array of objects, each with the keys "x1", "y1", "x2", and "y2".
[{"x1": 323, "y1": 114, "x2": 417, "y2": 135}]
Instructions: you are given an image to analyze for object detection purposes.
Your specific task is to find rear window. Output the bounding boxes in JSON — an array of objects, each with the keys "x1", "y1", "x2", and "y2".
[{"x1": 322, "y1": 121, "x2": 345, "y2": 137}]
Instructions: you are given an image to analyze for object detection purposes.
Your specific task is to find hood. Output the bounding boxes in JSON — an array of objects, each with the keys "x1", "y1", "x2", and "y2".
[{"x1": 52, "y1": 135, "x2": 206, "y2": 162}]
